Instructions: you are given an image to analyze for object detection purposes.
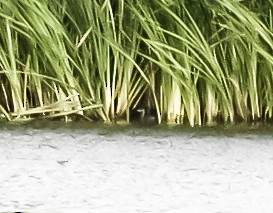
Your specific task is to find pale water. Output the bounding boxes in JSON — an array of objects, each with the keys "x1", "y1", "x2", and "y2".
[{"x1": 0, "y1": 122, "x2": 273, "y2": 213}]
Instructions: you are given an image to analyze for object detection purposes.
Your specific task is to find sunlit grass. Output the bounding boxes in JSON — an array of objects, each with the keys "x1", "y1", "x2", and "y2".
[{"x1": 0, "y1": 0, "x2": 273, "y2": 126}]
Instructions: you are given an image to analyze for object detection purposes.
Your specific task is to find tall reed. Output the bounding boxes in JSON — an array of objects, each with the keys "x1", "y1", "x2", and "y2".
[{"x1": 0, "y1": 0, "x2": 272, "y2": 125}]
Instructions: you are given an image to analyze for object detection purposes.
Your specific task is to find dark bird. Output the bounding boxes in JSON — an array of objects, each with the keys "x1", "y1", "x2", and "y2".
[{"x1": 136, "y1": 108, "x2": 156, "y2": 124}]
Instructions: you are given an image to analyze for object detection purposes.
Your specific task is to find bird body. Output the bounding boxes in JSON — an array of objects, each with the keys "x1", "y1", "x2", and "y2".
[{"x1": 136, "y1": 108, "x2": 156, "y2": 124}]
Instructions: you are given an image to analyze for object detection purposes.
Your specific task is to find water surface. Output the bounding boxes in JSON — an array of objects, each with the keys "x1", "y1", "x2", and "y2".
[{"x1": 0, "y1": 121, "x2": 273, "y2": 213}]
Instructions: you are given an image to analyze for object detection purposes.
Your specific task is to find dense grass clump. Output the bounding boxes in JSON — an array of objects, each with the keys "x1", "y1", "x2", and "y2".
[{"x1": 0, "y1": 0, "x2": 273, "y2": 126}]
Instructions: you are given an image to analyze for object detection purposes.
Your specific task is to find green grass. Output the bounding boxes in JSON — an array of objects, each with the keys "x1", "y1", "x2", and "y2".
[{"x1": 0, "y1": 0, "x2": 273, "y2": 126}]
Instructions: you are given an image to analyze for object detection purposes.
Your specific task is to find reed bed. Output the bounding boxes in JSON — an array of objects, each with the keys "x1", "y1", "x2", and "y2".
[{"x1": 0, "y1": 0, "x2": 273, "y2": 126}]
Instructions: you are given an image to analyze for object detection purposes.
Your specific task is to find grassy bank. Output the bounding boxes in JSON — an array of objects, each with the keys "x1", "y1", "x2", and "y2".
[{"x1": 0, "y1": 0, "x2": 273, "y2": 126}]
